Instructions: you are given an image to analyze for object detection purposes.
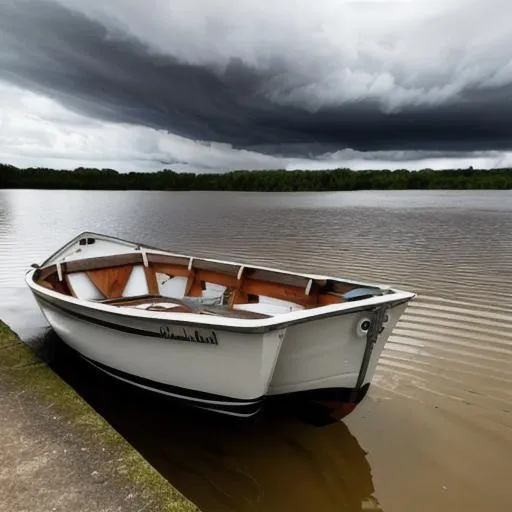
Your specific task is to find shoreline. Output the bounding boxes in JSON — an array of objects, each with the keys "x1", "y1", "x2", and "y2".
[
  {"x1": 2, "y1": 165, "x2": 511, "y2": 191},
  {"x1": 0, "y1": 320, "x2": 198, "y2": 512}
]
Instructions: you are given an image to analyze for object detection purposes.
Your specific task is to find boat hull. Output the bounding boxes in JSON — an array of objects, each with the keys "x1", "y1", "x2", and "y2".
[
  {"x1": 269, "y1": 302, "x2": 406, "y2": 393},
  {"x1": 31, "y1": 289, "x2": 406, "y2": 418},
  {"x1": 268, "y1": 302, "x2": 407, "y2": 419},
  {"x1": 33, "y1": 293, "x2": 284, "y2": 417}
]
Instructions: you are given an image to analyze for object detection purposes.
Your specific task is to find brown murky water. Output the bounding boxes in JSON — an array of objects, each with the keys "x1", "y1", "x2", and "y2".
[{"x1": 0, "y1": 189, "x2": 511, "y2": 512}]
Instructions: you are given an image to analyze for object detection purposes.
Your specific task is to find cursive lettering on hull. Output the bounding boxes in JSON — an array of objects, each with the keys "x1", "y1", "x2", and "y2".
[{"x1": 159, "y1": 326, "x2": 219, "y2": 345}]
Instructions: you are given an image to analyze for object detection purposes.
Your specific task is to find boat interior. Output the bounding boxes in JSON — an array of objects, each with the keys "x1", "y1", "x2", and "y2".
[{"x1": 34, "y1": 243, "x2": 389, "y2": 319}]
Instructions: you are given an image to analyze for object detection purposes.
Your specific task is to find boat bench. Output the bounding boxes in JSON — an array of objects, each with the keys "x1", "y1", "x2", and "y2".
[{"x1": 102, "y1": 294, "x2": 271, "y2": 319}]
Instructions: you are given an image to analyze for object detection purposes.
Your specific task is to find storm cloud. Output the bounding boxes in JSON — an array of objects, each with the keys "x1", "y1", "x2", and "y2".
[{"x1": 1, "y1": 0, "x2": 512, "y2": 170}]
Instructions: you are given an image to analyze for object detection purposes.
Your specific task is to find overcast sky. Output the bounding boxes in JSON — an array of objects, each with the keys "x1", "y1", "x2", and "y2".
[{"x1": 1, "y1": 0, "x2": 511, "y2": 172}]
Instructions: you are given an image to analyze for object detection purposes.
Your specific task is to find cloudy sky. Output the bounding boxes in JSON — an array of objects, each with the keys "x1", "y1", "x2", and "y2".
[{"x1": 1, "y1": 0, "x2": 511, "y2": 172}]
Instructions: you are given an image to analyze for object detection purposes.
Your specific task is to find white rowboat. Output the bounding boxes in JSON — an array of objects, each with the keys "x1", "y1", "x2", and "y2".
[{"x1": 26, "y1": 232, "x2": 415, "y2": 419}]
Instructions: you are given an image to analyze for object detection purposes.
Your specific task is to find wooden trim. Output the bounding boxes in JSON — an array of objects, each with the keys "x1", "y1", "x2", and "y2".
[
  {"x1": 39, "y1": 253, "x2": 143, "y2": 280},
  {"x1": 45, "y1": 274, "x2": 72, "y2": 296},
  {"x1": 318, "y1": 293, "x2": 343, "y2": 306},
  {"x1": 195, "y1": 270, "x2": 238, "y2": 289},
  {"x1": 240, "y1": 279, "x2": 317, "y2": 308},
  {"x1": 143, "y1": 266, "x2": 159, "y2": 295},
  {"x1": 38, "y1": 267, "x2": 56, "y2": 281},
  {"x1": 147, "y1": 305, "x2": 193, "y2": 313},
  {"x1": 192, "y1": 259, "x2": 239, "y2": 277},
  {"x1": 99, "y1": 294, "x2": 161, "y2": 305},
  {"x1": 231, "y1": 290, "x2": 249, "y2": 305},
  {"x1": 185, "y1": 271, "x2": 202, "y2": 297},
  {"x1": 39, "y1": 253, "x2": 335, "y2": 299},
  {"x1": 86, "y1": 265, "x2": 134, "y2": 299},
  {"x1": 147, "y1": 253, "x2": 190, "y2": 267},
  {"x1": 200, "y1": 305, "x2": 270, "y2": 319},
  {"x1": 248, "y1": 269, "x2": 312, "y2": 289},
  {"x1": 151, "y1": 264, "x2": 237, "y2": 298},
  {"x1": 229, "y1": 271, "x2": 247, "y2": 306},
  {"x1": 151, "y1": 263, "x2": 190, "y2": 278},
  {"x1": 36, "y1": 279, "x2": 54, "y2": 290},
  {"x1": 36, "y1": 251, "x2": 358, "y2": 308}
]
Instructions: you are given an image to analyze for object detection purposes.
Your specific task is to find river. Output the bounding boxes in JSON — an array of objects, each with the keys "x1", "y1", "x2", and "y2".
[{"x1": 1, "y1": 189, "x2": 511, "y2": 512}]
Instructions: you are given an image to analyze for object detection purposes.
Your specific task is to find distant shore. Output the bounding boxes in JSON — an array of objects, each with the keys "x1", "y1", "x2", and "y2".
[{"x1": 1, "y1": 163, "x2": 511, "y2": 191}]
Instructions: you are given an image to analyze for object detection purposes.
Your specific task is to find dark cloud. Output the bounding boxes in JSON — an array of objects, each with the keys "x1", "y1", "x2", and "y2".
[{"x1": 1, "y1": 0, "x2": 512, "y2": 158}]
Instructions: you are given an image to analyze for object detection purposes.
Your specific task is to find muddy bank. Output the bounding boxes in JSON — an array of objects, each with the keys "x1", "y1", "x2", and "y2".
[{"x1": 0, "y1": 320, "x2": 198, "y2": 512}]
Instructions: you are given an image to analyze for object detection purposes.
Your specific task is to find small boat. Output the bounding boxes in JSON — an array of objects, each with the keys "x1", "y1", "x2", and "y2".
[{"x1": 26, "y1": 232, "x2": 415, "y2": 419}]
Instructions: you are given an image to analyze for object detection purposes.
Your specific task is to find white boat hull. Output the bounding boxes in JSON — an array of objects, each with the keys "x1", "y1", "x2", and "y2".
[
  {"x1": 269, "y1": 302, "x2": 407, "y2": 395},
  {"x1": 26, "y1": 231, "x2": 415, "y2": 419},
  {"x1": 32, "y1": 289, "x2": 406, "y2": 417},
  {"x1": 34, "y1": 293, "x2": 284, "y2": 416}
]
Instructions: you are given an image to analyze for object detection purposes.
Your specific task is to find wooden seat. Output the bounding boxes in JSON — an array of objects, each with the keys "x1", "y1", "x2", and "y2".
[{"x1": 198, "y1": 305, "x2": 271, "y2": 319}]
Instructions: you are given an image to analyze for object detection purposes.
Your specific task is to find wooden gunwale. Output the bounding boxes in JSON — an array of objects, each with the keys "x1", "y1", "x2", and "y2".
[{"x1": 35, "y1": 252, "x2": 350, "y2": 310}]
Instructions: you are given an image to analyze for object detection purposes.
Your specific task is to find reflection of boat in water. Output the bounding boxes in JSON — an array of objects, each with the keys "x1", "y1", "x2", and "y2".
[
  {"x1": 160, "y1": 413, "x2": 384, "y2": 512},
  {"x1": 35, "y1": 331, "x2": 383, "y2": 512},
  {"x1": 26, "y1": 232, "x2": 414, "y2": 419}
]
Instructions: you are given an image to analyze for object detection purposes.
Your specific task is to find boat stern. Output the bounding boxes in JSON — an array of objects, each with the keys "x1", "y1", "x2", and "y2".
[{"x1": 267, "y1": 296, "x2": 413, "y2": 420}]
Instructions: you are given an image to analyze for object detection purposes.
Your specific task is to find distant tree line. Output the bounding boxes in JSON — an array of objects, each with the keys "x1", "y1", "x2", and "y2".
[{"x1": 1, "y1": 164, "x2": 511, "y2": 191}]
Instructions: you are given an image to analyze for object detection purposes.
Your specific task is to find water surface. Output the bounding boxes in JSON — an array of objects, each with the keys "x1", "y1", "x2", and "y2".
[{"x1": 0, "y1": 189, "x2": 511, "y2": 512}]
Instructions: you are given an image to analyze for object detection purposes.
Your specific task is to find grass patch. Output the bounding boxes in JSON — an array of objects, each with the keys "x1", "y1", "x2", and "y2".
[{"x1": 0, "y1": 320, "x2": 198, "y2": 512}]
